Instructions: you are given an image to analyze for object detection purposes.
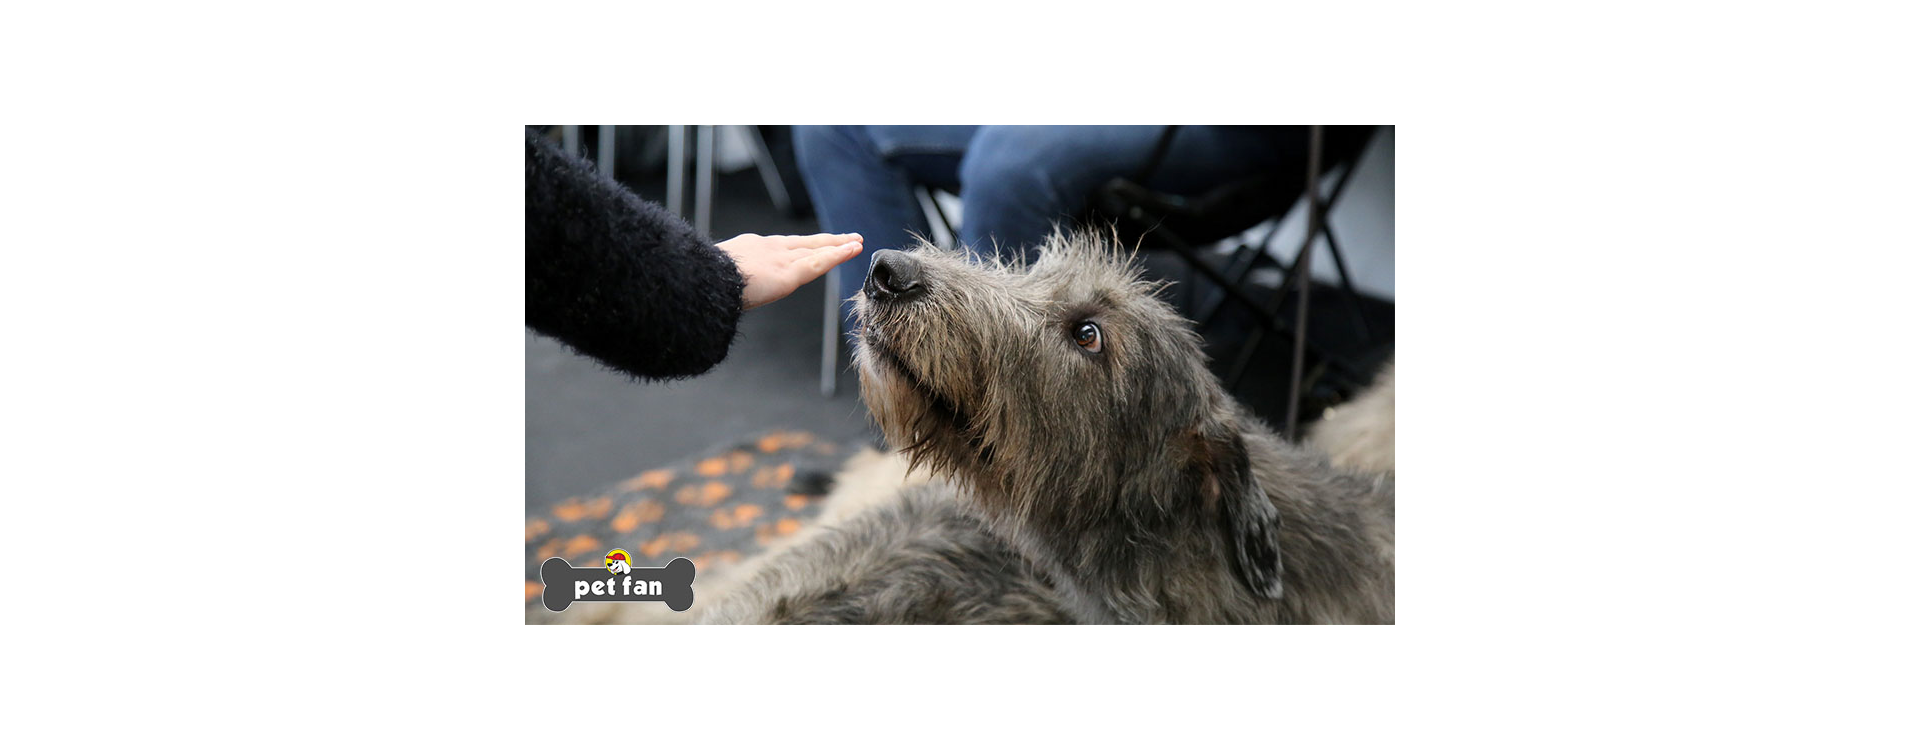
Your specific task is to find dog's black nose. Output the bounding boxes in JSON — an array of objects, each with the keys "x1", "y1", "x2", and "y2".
[{"x1": 865, "y1": 249, "x2": 925, "y2": 302}]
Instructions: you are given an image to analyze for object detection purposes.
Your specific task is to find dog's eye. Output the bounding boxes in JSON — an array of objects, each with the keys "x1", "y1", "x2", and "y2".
[{"x1": 1073, "y1": 321, "x2": 1102, "y2": 353}]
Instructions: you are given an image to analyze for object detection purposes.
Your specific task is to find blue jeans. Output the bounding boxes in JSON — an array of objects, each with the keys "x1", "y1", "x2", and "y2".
[{"x1": 793, "y1": 125, "x2": 1303, "y2": 334}]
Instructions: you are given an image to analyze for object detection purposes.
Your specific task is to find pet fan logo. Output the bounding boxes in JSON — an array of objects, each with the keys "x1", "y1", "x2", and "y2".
[{"x1": 538, "y1": 549, "x2": 695, "y2": 613}]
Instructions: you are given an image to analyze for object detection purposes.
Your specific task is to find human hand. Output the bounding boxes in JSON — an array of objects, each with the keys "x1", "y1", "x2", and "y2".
[{"x1": 717, "y1": 232, "x2": 864, "y2": 310}]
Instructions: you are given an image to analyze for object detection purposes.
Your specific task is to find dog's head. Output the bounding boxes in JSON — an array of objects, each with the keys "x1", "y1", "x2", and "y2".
[{"x1": 852, "y1": 231, "x2": 1284, "y2": 600}]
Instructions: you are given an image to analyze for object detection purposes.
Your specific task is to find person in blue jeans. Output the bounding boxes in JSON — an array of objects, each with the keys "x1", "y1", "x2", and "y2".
[{"x1": 793, "y1": 125, "x2": 1344, "y2": 337}]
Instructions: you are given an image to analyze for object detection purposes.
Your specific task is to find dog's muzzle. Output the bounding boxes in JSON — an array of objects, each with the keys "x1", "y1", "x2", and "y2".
[{"x1": 864, "y1": 249, "x2": 925, "y2": 303}]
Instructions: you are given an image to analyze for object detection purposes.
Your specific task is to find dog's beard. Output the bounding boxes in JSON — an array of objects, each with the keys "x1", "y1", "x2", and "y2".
[{"x1": 855, "y1": 323, "x2": 999, "y2": 488}]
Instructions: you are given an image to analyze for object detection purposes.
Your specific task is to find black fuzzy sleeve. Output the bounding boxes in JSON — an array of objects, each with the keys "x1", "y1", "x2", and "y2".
[{"x1": 525, "y1": 128, "x2": 746, "y2": 380}]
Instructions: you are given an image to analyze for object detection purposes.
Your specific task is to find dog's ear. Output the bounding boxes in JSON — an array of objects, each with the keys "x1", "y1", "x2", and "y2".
[
  {"x1": 1192, "y1": 429, "x2": 1285, "y2": 600},
  {"x1": 1223, "y1": 471, "x2": 1285, "y2": 600}
]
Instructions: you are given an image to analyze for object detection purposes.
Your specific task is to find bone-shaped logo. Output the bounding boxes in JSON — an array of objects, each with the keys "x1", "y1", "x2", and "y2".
[{"x1": 540, "y1": 556, "x2": 695, "y2": 612}]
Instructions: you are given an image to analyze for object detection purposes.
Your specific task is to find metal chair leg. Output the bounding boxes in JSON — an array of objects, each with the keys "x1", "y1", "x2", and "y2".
[
  {"x1": 666, "y1": 126, "x2": 686, "y2": 218},
  {"x1": 1284, "y1": 125, "x2": 1325, "y2": 441},
  {"x1": 821, "y1": 269, "x2": 840, "y2": 396},
  {"x1": 694, "y1": 125, "x2": 714, "y2": 237},
  {"x1": 597, "y1": 125, "x2": 615, "y2": 177}
]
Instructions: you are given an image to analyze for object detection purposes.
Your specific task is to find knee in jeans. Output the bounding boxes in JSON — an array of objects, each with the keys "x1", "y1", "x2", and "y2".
[{"x1": 961, "y1": 154, "x2": 1064, "y2": 207}]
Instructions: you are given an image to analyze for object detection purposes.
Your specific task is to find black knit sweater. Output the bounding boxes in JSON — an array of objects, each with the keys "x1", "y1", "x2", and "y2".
[{"x1": 525, "y1": 128, "x2": 746, "y2": 380}]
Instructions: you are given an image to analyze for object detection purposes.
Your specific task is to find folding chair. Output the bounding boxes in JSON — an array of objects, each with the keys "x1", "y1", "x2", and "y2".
[{"x1": 1092, "y1": 125, "x2": 1384, "y2": 439}]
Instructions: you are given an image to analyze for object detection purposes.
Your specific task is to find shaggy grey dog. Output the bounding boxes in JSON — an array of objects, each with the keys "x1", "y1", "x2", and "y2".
[{"x1": 711, "y1": 232, "x2": 1393, "y2": 624}]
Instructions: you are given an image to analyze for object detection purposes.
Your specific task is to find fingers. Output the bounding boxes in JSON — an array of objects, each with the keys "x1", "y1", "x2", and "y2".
[
  {"x1": 799, "y1": 241, "x2": 864, "y2": 278},
  {"x1": 737, "y1": 237, "x2": 862, "y2": 310},
  {"x1": 778, "y1": 232, "x2": 861, "y2": 250}
]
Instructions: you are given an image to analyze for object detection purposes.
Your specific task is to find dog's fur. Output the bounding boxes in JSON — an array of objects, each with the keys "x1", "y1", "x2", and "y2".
[
  {"x1": 700, "y1": 482, "x2": 1072, "y2": 624},
  {"x1": 1309, "y1": 361, "x2": 1395, "y2": 476},
  {"x1": 713, "y1": 232, "x2": 1394, "y2": 624}
]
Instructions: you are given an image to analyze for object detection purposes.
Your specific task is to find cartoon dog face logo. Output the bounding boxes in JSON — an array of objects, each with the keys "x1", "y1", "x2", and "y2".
[{"x1": 603, "y1": 549, "x2": 632, "y2": 575}]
